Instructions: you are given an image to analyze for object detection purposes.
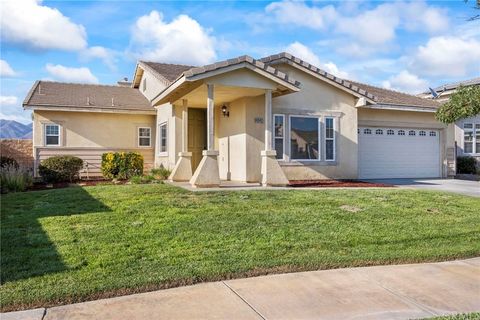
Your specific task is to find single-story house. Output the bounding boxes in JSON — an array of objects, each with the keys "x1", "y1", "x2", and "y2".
[
  {"x1": 419, "y1": 77, "x2": 480, "y2": 162},
  {"x1": 23, "y1": 52, "x2": 456, "y2": 187}
]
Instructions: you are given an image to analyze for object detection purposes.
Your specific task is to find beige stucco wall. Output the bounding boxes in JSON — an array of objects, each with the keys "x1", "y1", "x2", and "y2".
[
  {"x1": 269, "y1": 63, "x2": 359, "y2": 180},
  {"x1": 33, "y1": 110, "x2": 156, "y2": 176},
  {"x1": 138, "y1": 68, "x2": 167, "y2": 102}
]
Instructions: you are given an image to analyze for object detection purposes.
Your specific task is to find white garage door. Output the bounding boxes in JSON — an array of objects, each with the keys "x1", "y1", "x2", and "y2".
[{"x1": 359, "y1": 127, "x2": 441, "y2": 179}]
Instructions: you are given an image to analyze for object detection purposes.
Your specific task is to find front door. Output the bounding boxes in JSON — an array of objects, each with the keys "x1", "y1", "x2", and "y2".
[{"x1": 188, "y1": 108, "x2": 207, "y2": 171}]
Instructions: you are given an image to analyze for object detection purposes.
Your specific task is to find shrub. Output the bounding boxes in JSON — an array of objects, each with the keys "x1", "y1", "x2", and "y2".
[
  {"x1": 39, "y1": 156, "x2": 84, "y2": 183},
  {"x1": 129, "y1": 175, "x2": 155, "y2": 184},
  {"x1": 150, "y1": 166, "x2": 171, "y2": 180},
  {"x1": 0, "y1": 164, "x2": 33, "y2": 193},
  {"x1": 101, "y1": 152, "x2": 143, "y2": 179},
  {"x1": 457, "y1": 156, "x2": 477, "y2": 174},
  {"x1": 0, "y1": 156, "x2": 18, "y2": 169}
]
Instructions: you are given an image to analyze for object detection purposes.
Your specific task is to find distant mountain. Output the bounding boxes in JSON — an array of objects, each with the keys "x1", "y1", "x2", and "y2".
[{"x1": 0, "y1": 120, "x2": 33, "y2": 139}]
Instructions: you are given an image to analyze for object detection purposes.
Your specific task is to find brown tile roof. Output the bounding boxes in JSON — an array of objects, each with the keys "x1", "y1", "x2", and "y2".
[
  {"x1": 261, "y1": 52, "x2": 440, "y2": 109},
  {"x1": 23, "y1": 81, "x2": 154, "y2": 112},
  {"x1": 348, "y1": 81, "x2": 441, "y2": 109},
  {"x1": 140, "y1": 61, "x2": 194, "y2": 83}
]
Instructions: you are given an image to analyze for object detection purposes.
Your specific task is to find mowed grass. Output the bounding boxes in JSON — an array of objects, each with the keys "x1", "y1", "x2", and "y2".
[{"x1": 1, "y1": 183, "x2": 479, "y2": 311}]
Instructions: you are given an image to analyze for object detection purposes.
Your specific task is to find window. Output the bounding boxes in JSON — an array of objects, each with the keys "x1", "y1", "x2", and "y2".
[
  {"x1": 290, "y1": 116, "x2": 320, "y2": 160},
  {"x1": 419, "y1": 130, "x2": 426, "y2": 136},
  {"x1": 158, "y1": 123, "x2": 167, "y2": 154},
  {"x1": 325, "y1": 117, "x2": 335, "y2": 161},
  {"x1": 138, "y1": 127, "x2": 151, "y2": 147},
  {"x1": 387, "y1": 129, "x2": 394, "y2": 135},
  {"x1": 398, "y1": 130, "x2": 405, "y2": 136},
  {"x1": 363, "y1": 128, "x2": 371, "y2": 135},
  {"x1": 464, "y1": 123, "x2": 474, "y2": 154},
  {"x1": 375, "y1": 129, "x2": 383, "y2": 135},
  {"x1": 142, "y1": 78, "x2": 147, "y2": 92},
  {"x1": 273, "y1": 114, "x2": 285, "y2": 160},
  {"x1": 408, "y1": 130, "x2": 416, "y2": 136},
  {"x1": 476, "y1": 124, "x2": 480, "y2": 154},
  {"x1": 44, "y1": 124, "x2": 60, "y2": 146},
  {"x1": 429, "y1": 131, "x2": 436, "y2": 137}
]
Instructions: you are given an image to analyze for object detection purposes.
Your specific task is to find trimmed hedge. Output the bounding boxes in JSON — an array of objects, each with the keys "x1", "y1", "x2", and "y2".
[
  {"x1": 457, "y1": 156, "x2": 478, "y2": 174},
  {"x1": 101, "y1": 152, "x2": 143, "y2": 179},
  {"x1": 39, "y1": 156, "x2": 84, "y2": 183}
]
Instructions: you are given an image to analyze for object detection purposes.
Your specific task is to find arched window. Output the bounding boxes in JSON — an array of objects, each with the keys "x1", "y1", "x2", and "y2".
[
  {"x1": 429, "y1": 131, "x2": 436, "y2": 137},
  {"x1": 419, "y1": 131, "x2": 426, "y2": 136},
  {"x1": 409, "y1": 130, "x2": 416, "y2": 136},
  {"x1": 375, "y1": 129, "x2": 383, "y2": 135},
  {"x1": 398, "y1": 130, "x2": 405, "y2": 136},
  {"x1": 387, "y1": 129, "x2": 395, "y2": 135},
  {"x1": 364, "y1": 128, "x2": 372, "y2": 135}
]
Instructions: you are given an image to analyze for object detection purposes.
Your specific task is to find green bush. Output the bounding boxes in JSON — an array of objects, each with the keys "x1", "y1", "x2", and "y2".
[
  {"x1": 0, "y1": 164, "x2": 33, "y2": 193},
  {"x1": 39, "y1": 156, "x2": 84, "y2": 183},
  {"x1": 0, "y1": 156, "x2": 18, "y2": 169},
  {"x1": 101, "y1": 152, "x2": 143, "y2": 179},
  {"x1": 457, "y1": 156, "x2": 478, "y2": 174},
  {"x1": 150, "y1": 166, "x2": 171, "y2": 180}
]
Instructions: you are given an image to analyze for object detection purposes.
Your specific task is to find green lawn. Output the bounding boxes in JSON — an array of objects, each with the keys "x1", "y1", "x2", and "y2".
[{"x1": 1, "y1": 183, "x2": 479, "y2": 311}]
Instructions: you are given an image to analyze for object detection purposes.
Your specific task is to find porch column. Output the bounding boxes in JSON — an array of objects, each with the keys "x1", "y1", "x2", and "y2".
[
  {"x1": 190, "y1": 84, "x2": 220, "y2": 187},
  {"x1": 261, "y1": 89, "x2": 289, "y2": 187},
  {"x1": 169, "y1": 99, "x2": 193, "y2": 181}
]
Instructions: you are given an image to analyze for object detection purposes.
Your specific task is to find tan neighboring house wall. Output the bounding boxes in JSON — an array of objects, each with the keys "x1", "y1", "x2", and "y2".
[{"x1": 33, "y1": 110, "x2": 156, "y2": 177}]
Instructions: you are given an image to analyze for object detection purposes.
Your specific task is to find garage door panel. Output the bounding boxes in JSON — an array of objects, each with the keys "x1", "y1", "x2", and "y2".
[{"x1": 359, "y1": 127, "x2": 440, "y2": 179}]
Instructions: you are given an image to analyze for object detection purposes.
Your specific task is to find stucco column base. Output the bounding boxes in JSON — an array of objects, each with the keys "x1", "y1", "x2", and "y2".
[
  {"x1": 169, "y1": 152, "x2": 193, "y2": 182},
  {"x1": 261, "y1": 150, "x2": 289, "y2": 187},
  {"x1": 190, "y1": 150, "x2": 220, "y2": 188}
]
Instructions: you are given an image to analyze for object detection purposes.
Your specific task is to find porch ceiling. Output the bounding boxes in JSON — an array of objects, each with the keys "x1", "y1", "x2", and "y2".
[{"x1": 177, "y1": 84, "x2": 265, "y2": 108}]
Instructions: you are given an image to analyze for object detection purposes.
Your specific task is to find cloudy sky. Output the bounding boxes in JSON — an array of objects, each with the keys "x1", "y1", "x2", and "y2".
[{"x1": 1, "y1": 0, "x2": 479, "y2": 124}]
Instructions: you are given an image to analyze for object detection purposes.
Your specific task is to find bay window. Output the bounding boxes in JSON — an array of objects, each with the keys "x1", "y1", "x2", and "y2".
[
  {"x1": 325, "y1": 117, "x2": 335, "y2": 161},
  {"x1": 289, "y1": 116, "x2": 320, "y2": 160},
  {"x1": 273, "y1": 114, "x2": 285, "y2": 160}
]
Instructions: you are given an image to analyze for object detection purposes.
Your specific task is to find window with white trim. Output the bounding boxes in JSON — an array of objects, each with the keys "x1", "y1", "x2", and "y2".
[
  {"x1": 429, "y1": 131, "x2": 436, "y2": 137},
  {"x1": 138, "y1": 127, "x2": 151, "y2": 147},
  {"x1": 158, "y1": 122, "x2": 167, "y2": 154},
  {"x1": 142, "y1": 78, "x2": 147, "y2": 92},
  {"x1": 419, "y1": 130, "x2": 426, "y2": 136},
  {"x1": 364, "y1": 128, "x2": 371, "y2": 135},
  {"x1": 290, "y1": 116, "x2": 320, "y2": 160},
  {"x1": 398, "y1": 130, "x2": 405, "y2": 136},
  {"x1": 44, "y1": 124, "x2": 60, "y2": 146},
  {"x1": 273, "y1": 114, "x2": 285, "y2": 160},
  {"x1": 325, "y1": 117, "x2": 335, "y2": 161},
  {"x1": 476, "y1": 124, "x2": 480, "y2": 154},
  {"x1": 464, "y1": 123, "x2": 474, "y2": 154},
  {"x1": 387, "y1": 129, "x2": 394, "y2": 135},
  {"x1": 408, "y1": 130, "x2": 416, "y2": 136},
  {"x1": 375, "y1": 129, "x2": 383, "y2": 135}
]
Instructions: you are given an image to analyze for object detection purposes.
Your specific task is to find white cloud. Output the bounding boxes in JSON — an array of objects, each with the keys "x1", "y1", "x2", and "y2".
[
  {"x1": 408, "y1": 36, "x2": 480, "y2": 77},
  {"x1": 0, "y1": 0, "x2": 87, "y2": 51},
  {"x1": 0, "y1": 96, "x2": 18, "y2": 106},
  {"x1": 0, "y1": 111, "x2": 32, "y2": 124},
  {"x1": 129, "y1": 10, "x2": 216, "y2": 65},
  {"x1": 265, "y1": 1, "x2": 337, "y2": 30},
  {"x1": 45, "y1": 64, "x2": 99, "y2": 84},
  {"x1": 0, "y1": 60, "x2": 17, "y2": 77},
  {"x1": 80, "y1": 46, "x2": 118, "y2": 71},
  {"x1": 382, "y1": 70, "x2": 428, "y2": 94},
  {"x1": 285, "y1": 42, "x2": 321, "y2": 65},
  {"x1": 285, "y1": 42, "x2": 349, "y2": 78}
]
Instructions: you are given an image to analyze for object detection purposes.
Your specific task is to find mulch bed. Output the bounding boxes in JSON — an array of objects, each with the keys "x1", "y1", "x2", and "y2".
[{"x1": 288, "y1": 180, "x2": 394, "y2": 188}]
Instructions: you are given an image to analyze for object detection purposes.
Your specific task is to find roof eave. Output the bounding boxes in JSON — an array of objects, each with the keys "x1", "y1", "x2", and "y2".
[
  {"x1": 24, "y1": 104, "x2": 156, "y2": 115},
  {"x1": 360, "y1": 103, "x2": 438, "y2": 113}
]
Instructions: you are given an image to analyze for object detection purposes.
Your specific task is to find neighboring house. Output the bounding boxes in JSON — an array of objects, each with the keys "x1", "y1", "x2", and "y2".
[
  {"x1": 23, "y1": 52, "x2": 455, "y2": 186},
  {"x1": 419, "y1": 78, "x2": 480, "y2": 162}
]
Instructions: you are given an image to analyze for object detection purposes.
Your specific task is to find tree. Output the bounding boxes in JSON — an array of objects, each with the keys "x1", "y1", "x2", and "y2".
[
  {"x1": 465, "y1": 0, "x2": 480, "y2": 21},
  {"x1": 435, "y1": 85, "x2": 480, "y2": 123}
]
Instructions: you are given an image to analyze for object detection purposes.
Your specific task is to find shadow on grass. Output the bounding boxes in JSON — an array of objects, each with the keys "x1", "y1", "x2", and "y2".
[{"x1": 1, "y1": 186, "x2": 111, "y2": 283}]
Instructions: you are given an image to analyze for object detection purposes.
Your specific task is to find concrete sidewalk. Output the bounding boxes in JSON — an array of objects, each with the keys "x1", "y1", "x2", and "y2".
[{"x1": 3, "y1": 258, "x2": 479, "y2": 320}]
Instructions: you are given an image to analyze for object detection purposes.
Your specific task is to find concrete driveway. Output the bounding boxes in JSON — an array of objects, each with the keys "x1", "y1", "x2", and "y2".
[
  {"x1": 365, "y1": 178, "x2": 480, "y2": 197},
  {"x1": 3, "y1": 258, "x2": 479, "y2": 320}
]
